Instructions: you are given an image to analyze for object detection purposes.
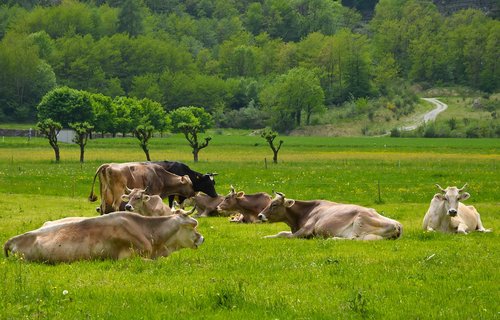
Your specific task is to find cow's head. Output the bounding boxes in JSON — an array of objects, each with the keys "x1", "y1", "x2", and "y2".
[
  {"x1": 434, "y1": 184, "x2": 470, "y2": 217},
  {"x1": 258, "y1": 192, "x2": 294, "y2": 222},
  {"x1": 173, "y1": 214, "x2": 204, "y2": 249},
  {"x1": 194, "y1": 173, "x2": 218, "y2": 197},
  {"x1": 216, "y1": 185, "x2": 244, "y2": 212},
  {"x1": 121, "y1": 187, "x2": 149, "y2": 212}
]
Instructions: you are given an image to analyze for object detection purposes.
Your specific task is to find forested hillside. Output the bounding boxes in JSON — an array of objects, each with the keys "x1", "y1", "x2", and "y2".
[{"x1": 0, "y1": 0, "x2": 498, "y2": 134}]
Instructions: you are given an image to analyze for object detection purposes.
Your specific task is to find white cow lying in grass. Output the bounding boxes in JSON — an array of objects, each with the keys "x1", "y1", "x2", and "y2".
[{"x1": 422, "y1": 184, "x2": 491, "y2": 234}]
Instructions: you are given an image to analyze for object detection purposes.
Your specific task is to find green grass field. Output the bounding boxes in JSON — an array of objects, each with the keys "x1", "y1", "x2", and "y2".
[{"x1": 0, "y1": 135, "x2": 498, "y2": 319}]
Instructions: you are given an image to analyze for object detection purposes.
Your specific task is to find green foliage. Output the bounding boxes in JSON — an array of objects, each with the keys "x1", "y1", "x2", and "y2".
[
  {"x1": 0, "y1": 0, "x2": 499, "y2": 127},
  {"x1": 260, "y1": 67, "x2": 325, "y2": 132},
  {"x1": 118, "y1": 0, "x2": 146, "y2": 37},
  {"x1": 170, "y1": 106, "x2": 213, "y2": 134},
  {"x1": 0, "y1": 32, "x2": 56, "y2": 121},
  {"x1": 37, "y1": 87, "x2": 94, "y2": 128}
]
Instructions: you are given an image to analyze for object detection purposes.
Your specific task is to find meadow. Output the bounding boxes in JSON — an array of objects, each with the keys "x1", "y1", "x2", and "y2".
[{"x1": 0, "y1": 134, "x2": 498, "y2": 319}]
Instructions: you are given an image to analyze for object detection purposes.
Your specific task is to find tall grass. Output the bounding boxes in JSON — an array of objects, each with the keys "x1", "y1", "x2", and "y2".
[{"x1": 0, "y1": 135, "x2": 498, "y2": 319}]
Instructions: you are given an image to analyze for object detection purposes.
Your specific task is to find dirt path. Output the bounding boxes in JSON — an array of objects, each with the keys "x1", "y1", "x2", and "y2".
[{"x1": 400, "y1": 98, "x2": 448, "y2": 131}]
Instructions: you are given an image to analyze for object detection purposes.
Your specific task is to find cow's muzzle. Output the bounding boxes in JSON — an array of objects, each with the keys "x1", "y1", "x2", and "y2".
[
  {"x1": 257, "y1": 213, "x2": 267, "y2": 222},
  {"x1": 125, "y1": 204, "x2": 134, "y2": 212},
  {"x1": 447, "y1": 209, "x2": 458, "y2": 217},
  {"x1": 195, "y1": 236, "x2": 204, "y2": 248}
]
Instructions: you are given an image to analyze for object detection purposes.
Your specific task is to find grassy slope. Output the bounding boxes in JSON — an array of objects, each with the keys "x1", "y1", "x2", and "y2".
[{"x1": 0, "y1": 136, "x2": 498, "y2": 319}]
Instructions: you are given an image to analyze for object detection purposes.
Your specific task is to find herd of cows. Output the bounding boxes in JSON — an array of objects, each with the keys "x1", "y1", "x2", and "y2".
[{"x1": 4, "y1": 161, "x2": 491, "y2": 263}]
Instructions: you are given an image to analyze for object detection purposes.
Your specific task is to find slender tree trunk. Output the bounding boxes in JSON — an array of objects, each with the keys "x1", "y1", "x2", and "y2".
[
  {"x1": 79, "y1": 145, "x2": 85, "y2": 163},
  {"x1": 193, "y1": 148, "x2": 199, "y2": 162},
  {"x1": 140, "y1": 144, "x2": 150, "y2": 161},
  {"x1": 54, "y1": 146, "x2": 60, "y2": 162},
  {"x1": 273, "y1": 150, "x2": 278, "y2": 164},
  {"x1": 49, "y1": 138, "x2": 60, "y2": 162}
]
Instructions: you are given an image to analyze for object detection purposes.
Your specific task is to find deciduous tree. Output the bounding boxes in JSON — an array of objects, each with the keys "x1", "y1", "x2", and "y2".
[
  {"x1": 36, "y1": 119, "x2": 62, "y2": 162},
  {"x1": 261, "y1": 128, "x2": 283, "y2": 164},
  {"x1": 70, "y1": 121, "x2": 93, "y2": 163},
  {"x1": 170, "y1": 106, "x2": 213, "y2": 162}
]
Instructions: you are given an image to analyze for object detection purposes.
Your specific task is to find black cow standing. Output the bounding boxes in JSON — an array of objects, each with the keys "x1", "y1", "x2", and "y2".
[{"x1": 152, "y1": 161, "x2": 218, "y2": 207}]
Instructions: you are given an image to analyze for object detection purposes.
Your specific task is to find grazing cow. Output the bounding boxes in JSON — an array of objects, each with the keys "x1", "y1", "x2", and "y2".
[
  {"x1": 88, "y1": 162, "x2": 195, "y2": 214},
  {"x1": 184, "y1": 192, "x2": 226, "y2": 217},
  {"x1": 257, "y1": 192, "x2": 403, "y2": 240},
  {"x1": 122, "y1": 187, "x2": 173, "y2": 216},
  {"x1": 422, "y1": 184, "x2": 491, "y2": 234},
  {"x1": 4, "y1": 212, "x2": 204, "y2": 263},
  {"x1": 153, "y1": 161, "x2": 218, "y2": 207},
  {"x1": 216, "y1": 186, "x2": 272, "y2": 223}
]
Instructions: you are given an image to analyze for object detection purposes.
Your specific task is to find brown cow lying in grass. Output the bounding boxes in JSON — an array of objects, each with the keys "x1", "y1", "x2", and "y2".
[{"x1": 258, "y1": 192, "x2": 403, "y2": 240}]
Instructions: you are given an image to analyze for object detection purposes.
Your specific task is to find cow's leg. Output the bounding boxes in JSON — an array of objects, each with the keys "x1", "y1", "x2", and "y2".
[
  {"x1": 456, "y1": 223, "x2": 469, "y2": 234},
  {"x1": 352, "y1": 212, "x2": 400, "y2": 240},
  {"x1": 168, "y1": 195, "x2": 175, "y2": 208},
  {"x1": 358, "y1": 234, "x2": 385, "y2": 241},
  {"x1": 475, "y1": 213, "x2": 491, "y2": 232},
  {"x1": 264, "y1": 231, "x2": 293, "y2": 238}
]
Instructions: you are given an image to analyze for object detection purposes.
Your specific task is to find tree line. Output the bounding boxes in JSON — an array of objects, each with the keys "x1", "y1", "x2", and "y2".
[
  {"x1": 35, "y1": 86, "x2": 217, "y2": 162},
  {"x1": 1, "y1": 0, "x2": 499, "y2": 133}
]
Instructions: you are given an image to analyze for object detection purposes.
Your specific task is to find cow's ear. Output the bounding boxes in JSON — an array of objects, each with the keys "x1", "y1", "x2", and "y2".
[
  {"x1": 460, "y1": 192, "x2": 470, "y2": 201},
  {"x1": 236, "y1": 191, "x2": 245, "y2": 198},
  {"x1": 284, "y1": 199, "x2": 295, "y2": 207},
  {"x1": 143, "y1": 195, "x2": 151, "y2": 202},
  {"x1": 121, "y1": 195, "x2": 130, "y2": 202},
  {"x1": 433, "y1": 193, "x2": 445, "y2": 200},
  {"x1": 181, "y1": 175, "x2": 190, "y2": 183}
]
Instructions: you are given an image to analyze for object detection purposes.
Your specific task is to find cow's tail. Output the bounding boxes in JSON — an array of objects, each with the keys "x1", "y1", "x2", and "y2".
[{"x1": 88, "y1": 164, "x2": 107, "y2": 202}]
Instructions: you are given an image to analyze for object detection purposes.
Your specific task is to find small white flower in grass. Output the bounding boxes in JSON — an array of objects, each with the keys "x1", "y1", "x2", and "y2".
[{"x1": 62, "y1": 290, "x2": 69, "y2": 295}]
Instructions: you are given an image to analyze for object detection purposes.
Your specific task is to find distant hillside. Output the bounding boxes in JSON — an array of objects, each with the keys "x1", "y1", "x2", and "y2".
[{"x1": 343, "y1": 0, "x2": 499, "y2": 20}]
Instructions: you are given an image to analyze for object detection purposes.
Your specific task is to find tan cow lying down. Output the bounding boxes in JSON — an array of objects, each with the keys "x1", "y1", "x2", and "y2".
[
  {"x1": 257, "y1": 192, "x2": 403, "y2": 240},
  {"x1": 121, "y1": 187, "x2": 199, "y2": 217},
  {"x1": 423, "y1": 184, "x2": 491, "y2": 234},
  {"x1": 4, "y1": 212, "x2": 204, "y2": 263},
  {"x1": 217, "y1": 186, "x2": 272, "y2": 223},
  {"x1": 122, "y1": 187, "x2": 173, "y2": 216},
  {"x1": 182, "y1": 192, "x2": 226, "y2": 217}
]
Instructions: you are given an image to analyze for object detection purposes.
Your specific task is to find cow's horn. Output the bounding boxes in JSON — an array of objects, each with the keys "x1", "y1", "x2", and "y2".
[
  {"x1": 230, "y1": 185, "x2": 235, "y2": 193},
  {"x1": 435, "y1": 184, "x2": 445, "y2": 193},
  {"x1": 188, "y1": 205, "x2": 197, "y2": 215},
  {"x1": 125, "y1": 186, "x2": 133, "y2": 194},
  {"x1": 459, "y1": 183, "x2": 468, "y2": 192},
  {"x1": 276, "y1": 192, "x2": 285, "y2": 197},
  {"x1": 208, "y1": 172, "x2": 218, "y2": 176}
]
